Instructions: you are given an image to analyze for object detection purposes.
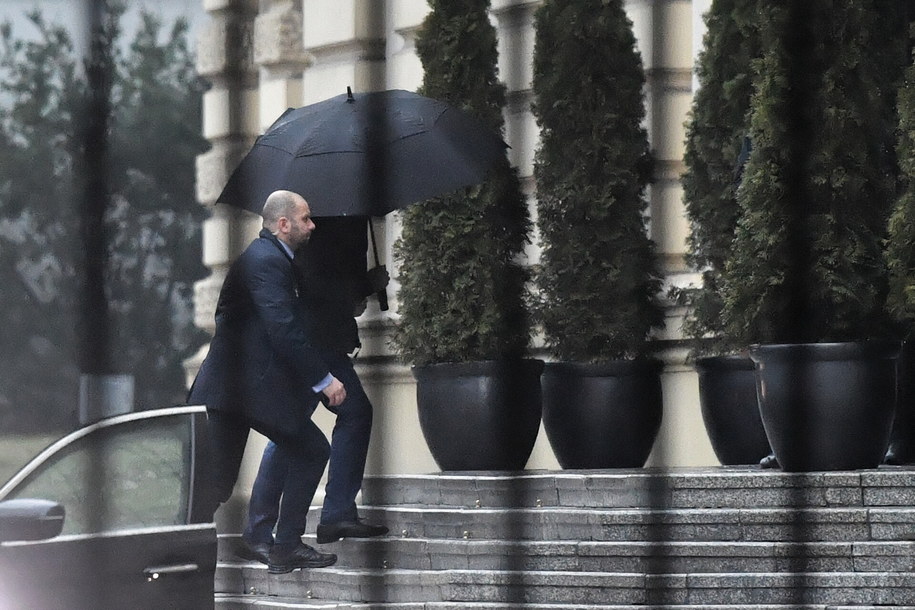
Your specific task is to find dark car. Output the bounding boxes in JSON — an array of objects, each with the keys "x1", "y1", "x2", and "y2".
[{"x1": 0, "y1": 405, "x2": 216, "y2": 609}]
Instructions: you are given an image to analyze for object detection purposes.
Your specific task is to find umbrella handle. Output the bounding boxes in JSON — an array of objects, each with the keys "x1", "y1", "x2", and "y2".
[{"x1": 369, "y1": 219, "x2": 389, "y2": 311}]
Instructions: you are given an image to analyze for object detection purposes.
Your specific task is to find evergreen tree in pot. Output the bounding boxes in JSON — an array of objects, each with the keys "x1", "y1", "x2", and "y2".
[
  {"x1": 678, "y1": 0, "x2": 770, "y2": 465},
  {"x1": 885, "y1": 40, "x2": 915, "y2": 465},
  {"x1": 532, "y1": 0, "x2": 664, "y2": 468},
  {"x1": 719, "y1": 1, "x2": 906, "y2": 471},
  {"x1": 392, "y1": 0, "x2": 541, "y2": 471}
]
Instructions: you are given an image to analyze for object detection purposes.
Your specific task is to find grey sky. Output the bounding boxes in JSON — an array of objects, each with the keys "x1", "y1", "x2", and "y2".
[{"x1": 0, "y1": 1, "x2": 208, "y2": 55}]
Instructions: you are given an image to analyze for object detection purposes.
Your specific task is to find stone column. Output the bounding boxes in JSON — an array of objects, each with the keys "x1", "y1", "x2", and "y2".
[
  {"x1": 492, "y1": 0, "x2": 541, "y2": 265},
  {"x1": 254, "y1": 0, "x2": 311, "y2": 127},
  {"x1": 382, "y1": 0, "x2": 428, "y2": 326},
  {"x1": 186, "y1": 0, "x2": 260, "y2": 384},
  {"x1": 301, "y1": 0, "x2": 387, "y2": 102},
  {"x1": 627, "y1": 0, "x2": 716, "y2": 465}
]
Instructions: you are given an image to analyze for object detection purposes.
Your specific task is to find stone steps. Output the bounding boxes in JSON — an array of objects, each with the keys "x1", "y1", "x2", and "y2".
[
  {"x1": 219, "y1": 535, "x2": 915, "y2": 573},
  {"x1": 214, "y1": 599, "x2": 915, "y2": 610},
  {"x1": 217, "y1": 563, "x2": 915, "y2": 605},
  {"x1": 358, "y1": 469, "x2": 915, "y2": 510},
  {"x1": 308, "y1": 505, "x2": 915, "y2": 543},
  {"x1": 214, "y1": 469, "x2": 915, "y2": 607}
]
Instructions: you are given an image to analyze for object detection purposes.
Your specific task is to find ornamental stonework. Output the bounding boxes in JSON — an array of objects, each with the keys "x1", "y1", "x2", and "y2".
[
  {"x1": 193, "y1": 273, "x2": 225, "y2": 331},
  {"x1": 254, "y1": 4, "x2": 311, "y2": 69},
  {"x1": 197, "y1": 15, "x2": 257, "y2": 80},
  {"x1": 196, "y1": 142, "x2": 253, "y2": 205}
]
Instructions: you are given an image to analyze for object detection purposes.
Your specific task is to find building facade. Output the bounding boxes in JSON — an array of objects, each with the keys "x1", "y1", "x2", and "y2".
[{"x1": 188, "y1": 0, "x2": 718, "y2": 490}]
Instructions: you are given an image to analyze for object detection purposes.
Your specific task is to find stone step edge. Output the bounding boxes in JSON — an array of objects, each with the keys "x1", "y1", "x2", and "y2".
[
  {"x1": 362, "y1": 468, "x2": 915, "y2": 485},
  {"x1": 359, "y1": 469, "x2": 915, "y2": 509},
  {"x1": 216, "y1": 568, "x2": 915, "y2": 606},
  {"x1": 219, "y1": 533, "x2": 915, "y2": 556},
  {"x1": 218, "y1": 535, "x2": 915, "y2": 576},
  {"x1": 340, "y1": 504, "x2": 915, "y2": 522},
  {"x1": 360, "y1": 468, "x2": 915, "y2": 489},
  {"x1": 309, "y1": 504, "x2": 915, "y2": 536},
  {"x1": 218, "y1": 565, "x2": 915, "y2": 586},
  {"x1": 304, "y1": 505, "x2": 915, "y2": 521},
  {"x1": 214, "y1": 596, "x2": 914, "y2": 610}
]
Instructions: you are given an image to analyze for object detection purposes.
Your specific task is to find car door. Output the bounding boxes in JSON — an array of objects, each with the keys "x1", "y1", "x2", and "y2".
[{"x1": 0, "y1": 405, "x2": 216, "y2": 610}]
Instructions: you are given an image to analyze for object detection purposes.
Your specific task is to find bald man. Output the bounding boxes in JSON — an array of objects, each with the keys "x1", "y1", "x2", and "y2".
[{"x1": 188, "y1": 190, "x2": 342, "y2": 573}]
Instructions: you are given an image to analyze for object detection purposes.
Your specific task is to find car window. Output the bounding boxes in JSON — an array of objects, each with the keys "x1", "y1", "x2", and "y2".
[{"x1": 5, "y1": 414, "x2": 193, "y2": 535}]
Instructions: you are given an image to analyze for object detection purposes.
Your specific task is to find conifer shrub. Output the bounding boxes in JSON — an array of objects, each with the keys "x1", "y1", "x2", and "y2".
[
  {"x1": 887, "y1": 39, "x2": 915, "y2": 334},
  {"x1": 720, "y1": 1, "x2": 903, "y2": 345},
  {"x1": 532, "y1": 0, "x2": 662, "y2": 362},
  {"x1": 393, "y1": 0, "x2": 531, "y2": 365},
  {"x1": 678, "y1": 0, "x2": 762, "y2": 354}
]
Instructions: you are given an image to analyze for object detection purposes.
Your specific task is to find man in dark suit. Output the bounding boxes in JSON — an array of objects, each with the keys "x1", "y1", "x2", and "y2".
[
  {"x1": 241, "y1": 217, "x2": 389, "y2": 563},
  {"x1": 188, "y1": 190, "x2": 343, "y2": 574}
]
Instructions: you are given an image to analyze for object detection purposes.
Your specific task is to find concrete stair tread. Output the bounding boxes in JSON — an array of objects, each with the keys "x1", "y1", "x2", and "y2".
[
  {"x1": 217, "y1": 563, "x2": 915, "y2": 605},
  {"x1": 218, "y1": 468, "x2": 915, "y2": 606},
  {"x1": 215, "y1": 596, "x2": 915, "y2": 610},
  {"x1": 291, "y1": 504, "x2": 915, "y2": 543},
  {"x1": 360, "y1": 468, "x2": 915, "y2": 510},
  {"x1": 218, "y1": 565, "x2": 915, "y2": 581},
  {"x1": 220, "y1": 535, "x2": 915, "y2": 573}
]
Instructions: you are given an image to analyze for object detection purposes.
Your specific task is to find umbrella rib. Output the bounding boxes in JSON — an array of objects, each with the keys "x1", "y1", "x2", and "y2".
[
  {"x1": 294, "y1": 150, "x2": 364, "y2": 159},
  {"x1": 290, "y1": 132, "x2": 453, "y2": 157},
  {"x1": 250, "y1": 141, "x2": 298, "y2": 155}
]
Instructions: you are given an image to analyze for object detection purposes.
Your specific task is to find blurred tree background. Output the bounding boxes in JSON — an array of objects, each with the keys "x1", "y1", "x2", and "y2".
[{"x1": 0, "y1": 3, "x2": 208, "y2": 434}]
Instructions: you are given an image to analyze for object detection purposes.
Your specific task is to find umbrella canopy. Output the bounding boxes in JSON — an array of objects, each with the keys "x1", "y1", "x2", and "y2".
[{"x1": 216, "y1": 88, "x2": 508, "y2": 217}]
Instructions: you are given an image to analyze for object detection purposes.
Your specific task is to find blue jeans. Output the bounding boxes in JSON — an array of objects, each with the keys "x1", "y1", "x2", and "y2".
[{"x1": 244, "y1": 351, "x2": 374, "y2": 544}]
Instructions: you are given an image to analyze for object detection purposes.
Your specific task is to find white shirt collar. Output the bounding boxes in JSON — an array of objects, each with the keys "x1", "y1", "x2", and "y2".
[{"x1": 274, "y1": 235, "x2": 295, "y2": 259}]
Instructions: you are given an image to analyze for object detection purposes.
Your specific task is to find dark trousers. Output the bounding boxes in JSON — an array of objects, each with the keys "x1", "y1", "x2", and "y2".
[
  {"x1": 244, "y1": 351, "x2": 373, "y2": 544},
  {"x1": 206, "y1": 408, "x2": 330, "y2": 546}
]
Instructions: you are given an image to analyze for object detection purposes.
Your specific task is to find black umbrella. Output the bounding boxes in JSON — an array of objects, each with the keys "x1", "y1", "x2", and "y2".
[{"x1": 216, "y1": 87, "x2": 508, "y2": 217}]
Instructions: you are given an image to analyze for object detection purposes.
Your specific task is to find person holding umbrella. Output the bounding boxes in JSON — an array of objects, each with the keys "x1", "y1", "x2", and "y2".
[
  {"x1": 188, "y1": 190, "x2": 342, "y2": 574},
  {"x1": 209, "y1": 88, "x2": 510, "y2": 568},
  {"x1": 240, "y1": 216, "x2": 390, "y2": 565}
]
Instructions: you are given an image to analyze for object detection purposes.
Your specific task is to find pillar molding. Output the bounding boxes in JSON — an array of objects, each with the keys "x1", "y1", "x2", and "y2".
[{"x1": 190, "y1": 0, "x2": 261, "y2": 365}]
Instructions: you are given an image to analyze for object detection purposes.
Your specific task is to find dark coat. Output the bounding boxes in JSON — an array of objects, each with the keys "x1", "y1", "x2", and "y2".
[
  {"x1": 188, "y1": 229, "x2": 329, "y2": 439},
  {"x1": 295, "y1": 217, "x2": 371, "y2": 354}
]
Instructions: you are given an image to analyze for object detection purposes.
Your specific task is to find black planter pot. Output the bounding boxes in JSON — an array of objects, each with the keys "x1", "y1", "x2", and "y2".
[
  {"x1": 541, "y1": 360, "x2": 663, "y2": 469},
  {"x1": 749, "y1": 341, "x2": 900, "y2": 472},
  {"x1": 695, "y1": 355, "x2": 771, "y2": 465},
  {"x1": 885, "y1": 339, "x2": 915, "y2": 464},
  {"x1": 412, "y1": 359, "x2": 544, "y2": 471}
]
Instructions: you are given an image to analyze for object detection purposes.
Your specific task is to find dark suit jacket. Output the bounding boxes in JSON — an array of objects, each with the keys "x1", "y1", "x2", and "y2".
[{"x1": 188, "y1": 229, "x2": 329, "y2": 439}]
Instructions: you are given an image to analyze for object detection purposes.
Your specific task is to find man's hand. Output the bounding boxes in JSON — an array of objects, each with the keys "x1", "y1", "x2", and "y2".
[{"x1": 322, "y1": 375, "x2": 346, "y2": 406}]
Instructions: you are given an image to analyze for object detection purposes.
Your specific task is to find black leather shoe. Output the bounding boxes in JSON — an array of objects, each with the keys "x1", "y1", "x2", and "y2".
[
  {"x1": 759, "y1": 453, "x2": 780, "y2": 469},
  {"x1": 268, "y1": 543, "x2": 337, "y2": 574},
  {"x1": 237, "y1": 539, "x2": 272, "y2": 564},
  {"x1": 316, "y1": 518, "x2": 389, "y2": 544}
]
